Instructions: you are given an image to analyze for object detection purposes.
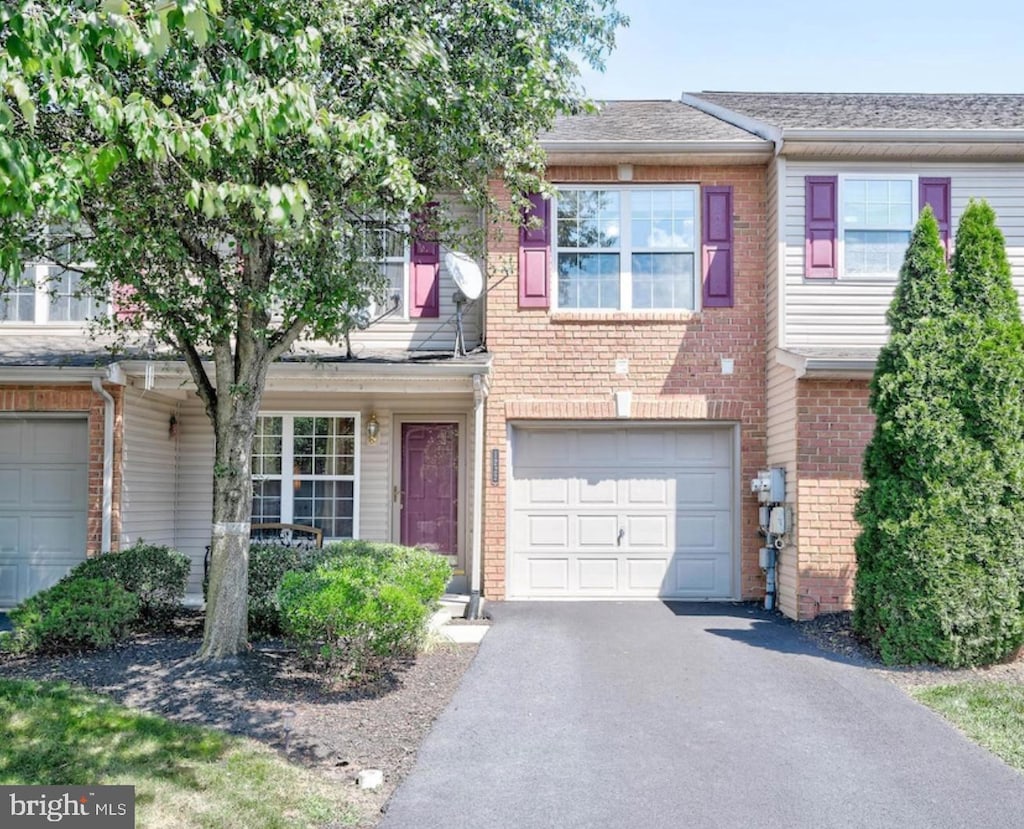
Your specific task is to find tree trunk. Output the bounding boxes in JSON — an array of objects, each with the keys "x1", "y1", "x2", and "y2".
[
  {"x1": 197, "y1": 383, "x2": 264, "y2": 659},
  {"x1": 191, "y1": 235, "x2": 289, "y2": 661}
]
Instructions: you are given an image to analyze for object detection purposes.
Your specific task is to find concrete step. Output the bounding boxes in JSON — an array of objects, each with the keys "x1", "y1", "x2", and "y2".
[{"x1": 439, "y1": 593, "x2": 471, "y2": 619}]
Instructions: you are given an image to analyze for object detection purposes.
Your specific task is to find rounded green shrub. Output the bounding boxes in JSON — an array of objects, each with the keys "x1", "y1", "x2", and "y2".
[
  {"x1": 69, "y1": 542, "x2": 190, "y2": 627},
  {"x1": 5, "y1": 578, "x2": 140, "y2": 654},
  {"x1": 278, "y1": 543, "x2": 451, "y2": 679},
  {"x1": 247, "y1": 543, "x2": 306, "y2": 638}
]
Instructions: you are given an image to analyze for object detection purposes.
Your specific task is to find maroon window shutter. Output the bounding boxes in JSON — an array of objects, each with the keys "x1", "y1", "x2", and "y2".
[
  {"x1": 410, "y1": 203, "x2": 440, "y2": 317},
  {"x1": 805, "y1": 176, "x2": 838, "y2": 278},
  {"x1": 519, "y1": 193, "x2": 550, "y2": 309},
  {"x1": 701, "y1": 186, "x2": 734, "y2": 308},
  {"x1": 920, "y1": 177, "x2": 952, "y2": 259}
]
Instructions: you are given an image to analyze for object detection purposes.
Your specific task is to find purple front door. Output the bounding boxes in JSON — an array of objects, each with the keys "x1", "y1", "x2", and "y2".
[{"x1": 401, "y1": 423, "x2": 459, "y2": 555}]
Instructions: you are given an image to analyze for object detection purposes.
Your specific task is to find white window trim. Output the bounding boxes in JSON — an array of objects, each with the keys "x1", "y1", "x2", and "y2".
[
  {"x1": 1, "y1": 259, "x2": 108, "y2": 328},
  {"x1": 551, "y1": 184, "x2": 702, "y2": 312},
  {"x1": 359, "y1": 216, "x2": 409, "y2": 322},
  {"x1": 838, "y1": 173, "x2": 918, "y2": 281},
  {"x1": 253, "y1": 411, "x2": 362, "y2": 541}
]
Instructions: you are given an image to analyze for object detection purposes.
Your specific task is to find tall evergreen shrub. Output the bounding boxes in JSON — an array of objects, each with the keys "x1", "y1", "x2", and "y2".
[{"x1": 853, "y1": 203, "x2": 1024, "y2": 666}]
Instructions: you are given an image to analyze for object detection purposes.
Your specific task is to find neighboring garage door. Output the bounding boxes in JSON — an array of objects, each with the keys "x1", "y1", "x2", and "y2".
[
  {"x1": 510, "y1": 425, "x2": 735, "y2": 599},
  {"x1": 0, "y1": 417, "x2": 89, "y2": 606}
]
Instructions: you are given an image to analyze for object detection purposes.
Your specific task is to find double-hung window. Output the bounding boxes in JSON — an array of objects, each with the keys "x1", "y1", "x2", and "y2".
[
  {"x1": 252, "y1": 414, "x2": 359, "y2": 539},
  {"x1": 0, "y1": 236, "x2": 103, "y2": 324},
  {"x1": 840, "y1": 177, "x2": 916, "y2": 277},
  {"x1": 358, "y1": 217, "x2": 407, "y2": 319},
  {"x1": 554, "y1": 187, "x2": 699, "y2": 311}
]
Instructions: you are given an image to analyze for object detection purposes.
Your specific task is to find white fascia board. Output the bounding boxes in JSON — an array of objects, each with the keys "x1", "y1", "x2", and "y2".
[
  {"x1": 782, "y1": 128, "x2": 1024, "y2": 144},
  {"x1": 540, "y1": 140, "x2": 772, "y2": 156},
  {"x1": 0, "y1": 365, "x2": 118, "y2": 384},
  {"x1": 117, "y1": 357, "x2": 493, "y2": 393}
]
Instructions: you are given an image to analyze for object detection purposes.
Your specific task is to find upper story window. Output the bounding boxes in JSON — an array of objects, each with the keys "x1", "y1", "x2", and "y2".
[
  {"x1": 554, "y1": 186, "x2": 698, "y2": 311},
  {"x1": 251, "y1": 414, "x2": 359, "y2": 540},
  {"x1": 357, "y1": 218, "x2": 407, "y2": 319},
  {"x1": 0, "y1": 236, "x2": 104, "y2": 325},
  {"x1": 841, "y1": 177, "x2": 916, "y2": 277}
]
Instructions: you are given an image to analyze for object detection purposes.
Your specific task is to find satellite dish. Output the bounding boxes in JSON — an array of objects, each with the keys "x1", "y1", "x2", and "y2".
[{"x1": 445, "y1": 251, "x2": 484, "y2": 300}]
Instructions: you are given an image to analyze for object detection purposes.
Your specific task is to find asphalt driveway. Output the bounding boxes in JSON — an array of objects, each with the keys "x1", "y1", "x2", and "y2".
[{"x1": 382, "y1": 602, "x2": 1024, "y2": 829}]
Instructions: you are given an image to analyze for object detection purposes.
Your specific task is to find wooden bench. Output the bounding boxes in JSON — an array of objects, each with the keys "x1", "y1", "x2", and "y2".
[{"x1": 204, "y1": 523, "x2": 324, "y2": 582}]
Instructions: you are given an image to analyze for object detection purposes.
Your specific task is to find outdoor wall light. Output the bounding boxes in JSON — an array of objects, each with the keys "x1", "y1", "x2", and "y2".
[{"x1": 366, "y1": 413, "x2": 380, "y2": 445}]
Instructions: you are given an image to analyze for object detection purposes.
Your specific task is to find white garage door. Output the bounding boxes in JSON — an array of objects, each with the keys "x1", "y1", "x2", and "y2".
[
  {"x1": 510, "y1": 426, "x2": 735, "y2": 599},
  {"x1": 0, "y1": 418, "x2": 89, "y2": 607}
]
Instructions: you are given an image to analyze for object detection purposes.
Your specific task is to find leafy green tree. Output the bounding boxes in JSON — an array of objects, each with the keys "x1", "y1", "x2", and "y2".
[
  {"x1": 0, "y1": 0, "x2": 625, "y2": 659},
  {"x1": 855, "y1": 204, "x2": 1024, "y2": 666}
]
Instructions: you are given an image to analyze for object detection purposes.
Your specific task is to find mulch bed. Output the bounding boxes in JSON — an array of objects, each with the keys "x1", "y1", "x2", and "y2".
[
  {"x1": 0, "y1": 611, "x2": 479, "y2": 827},
  {"x1": 796, "y1": 610, "x2": 1024, "y2": 689}
]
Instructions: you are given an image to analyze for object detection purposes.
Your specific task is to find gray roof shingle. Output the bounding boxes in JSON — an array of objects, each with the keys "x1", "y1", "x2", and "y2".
[
  {"x1": 689, "y1": 92, "x2": 1024, "y2": 131},
  {"x1": 0, "y1": 336, "x2": 125, "y2": 367},
  {"x1": 540, "y1": 100, "x2": 768, "y2": 144}
]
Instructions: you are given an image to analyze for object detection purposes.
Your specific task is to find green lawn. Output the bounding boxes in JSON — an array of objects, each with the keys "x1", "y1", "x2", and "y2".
[
  {"x1": 914, "y1": 682, "x2": 1024, "y2": 772},
  {"x1": 0, "y1": 679, "x2": 356, "y2": 829}
]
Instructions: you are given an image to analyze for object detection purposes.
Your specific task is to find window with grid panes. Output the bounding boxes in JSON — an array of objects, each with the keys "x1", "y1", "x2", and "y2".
[
  {"x1": 554, "y1": 187, "x2": 698, "y2": 310},
  {"x1": 252, "y1": 415, "x2": 358, "y2": 539}
]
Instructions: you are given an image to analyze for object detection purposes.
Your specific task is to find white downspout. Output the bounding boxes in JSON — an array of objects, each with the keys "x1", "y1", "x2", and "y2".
[
  {"x1": 91, "y1": 377, "x2": 114, "y2": 552},
  {"x1": 467, "y1": 373, "x2": 487, "y2": 619}
]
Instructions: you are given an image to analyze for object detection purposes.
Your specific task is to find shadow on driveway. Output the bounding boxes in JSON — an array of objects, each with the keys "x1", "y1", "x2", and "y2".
[{"x1": 660, "y1": 601, "x2": 871, "y2": 668}]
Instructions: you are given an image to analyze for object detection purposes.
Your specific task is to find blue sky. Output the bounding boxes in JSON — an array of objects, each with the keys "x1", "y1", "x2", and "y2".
[{"x1": 577, "y1": 0, "x2": 1024, "y2": 100}]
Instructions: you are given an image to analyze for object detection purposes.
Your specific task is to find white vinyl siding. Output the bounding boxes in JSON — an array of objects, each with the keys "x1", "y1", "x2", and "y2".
[
  {"x1": 347, "y1": 197, "x2": 483, "y2": 353},
  {"x1": 174, "y1": 398, "x2": 215, "y2": 597},
  {"x1": 784, "y1": 161, "x2": 1024, "y2": 348},
  {"x1": 764, "y1": 360, "x2": 798, "y2": 620},
  {"x1": 167, "y1": 391, "x2": 473, "y2": 599},
  {"x1": 120, "y1": 389, "x2": 178, "y2": 549}
]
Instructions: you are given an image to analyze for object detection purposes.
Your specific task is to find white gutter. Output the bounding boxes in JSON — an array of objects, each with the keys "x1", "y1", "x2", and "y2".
[
  {"x1": 467, "y1": 373, "x2": 488, "y2": 619},
  {"x1": 117, "y1": 357, "x2": 493, "y2": 383},
  {"x1": 0, "y1": 366, "x2": 115, "y2": 384},
  {"x1": 782, "y1": 128, "x2": 1024, "y2": 144},
  {"x1": 540, "y1": 140, "x2": 772, "y2": 155},
  {"x1": 91, "y1": 377, "x2": 115, "y2": 552}
]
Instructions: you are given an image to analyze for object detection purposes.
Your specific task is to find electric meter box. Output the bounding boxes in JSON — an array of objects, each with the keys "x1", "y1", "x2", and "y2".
[{"x1": 751, "y1": 468, "x2": 786, "y2": 504}]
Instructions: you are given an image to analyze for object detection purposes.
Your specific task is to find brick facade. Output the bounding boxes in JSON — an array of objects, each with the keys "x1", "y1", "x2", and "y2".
[
  {"x1": 793, "y1": 378, "x2": 872, "y2": 618},
  {"x1": 483, "y1": 164, "x2": 768, "y2": 599},
  {"x1": 0, "y1": 384, "x2": 124, "y2": 555}
]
